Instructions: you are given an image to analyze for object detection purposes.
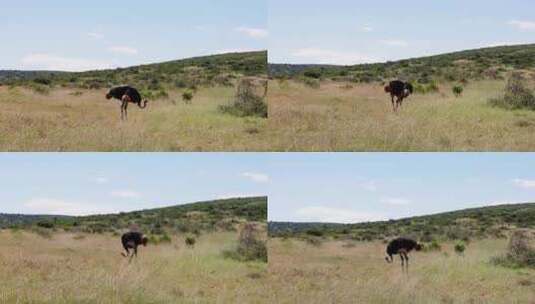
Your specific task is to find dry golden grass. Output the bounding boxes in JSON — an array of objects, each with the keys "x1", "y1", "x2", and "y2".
[
  {"x1": 0, "y1": 86, "x2": 269, "y2": 151},
  {"x1": 0, "y1": 230, "x2": 267, "y2": 303},
  {"x1": 269, "y1": 79, "x2": 535, "y2": 151},
  {"x1": 267, "y1": 238, "x2": 535, "y2": 304}
]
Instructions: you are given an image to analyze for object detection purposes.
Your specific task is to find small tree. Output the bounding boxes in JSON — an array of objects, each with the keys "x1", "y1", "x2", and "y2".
[
  {"x1": 452, "y1": 85, "x2": 464, "y2": 97},
  {"x1": 185, "y1": 236, "x2": 196, "y2": 248},
  {"x1": 454, "y1": 242, "x2": 466, "y2": 255},
  {"x1": 182, "y1": 90, "x2": 194, "y2": 104}
]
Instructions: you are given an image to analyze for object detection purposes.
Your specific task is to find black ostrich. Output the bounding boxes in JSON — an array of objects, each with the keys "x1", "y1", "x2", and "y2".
[
  {"x1": 385, "y1": 237, "x2": 422, "y2": 272},
  {"x1": 384, "y1": 80, "x2": 413, "y2": 112},
  {"x1": 106, "y1": 86, "x2": 148, "y2": 120},
  {"x1": 121, "y1": 231, "x2": 148, "y2": 261}
]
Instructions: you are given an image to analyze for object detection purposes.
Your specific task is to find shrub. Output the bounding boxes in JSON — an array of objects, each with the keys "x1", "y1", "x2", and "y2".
[
  {"x1": 423, "y1": 240, "x2": 442, "y2": 252},
  {"x1": 28, "y1": 83, "x2": 50, "y2": 95},
  {"x1": 182, "y1": 90, "x2": 194, "y2": 104},
  {"x1": 33, "y1": 78, "x2": 52, "y2": 85},
  {"x1": 223, "y1": 223, "x2": 267, "y2": 262},
  {"x1": 454, "y1": 242, "x2": 466, "y2": 255},
  {"x1": 489, "y1": 73, "x2": 535, "y2": 110},
  {"x1": 185, "y1": 236, "x2": 196, "y2": 247},
  {"x1": 491, "y1": 229, "x2": 535, "y2": 268},
  {"x1": 160, "y1": 233, "x2": 172, "y2": 243},
  {"x1": 304, "y1": 236, "x2": 323, "y2": 247},
  {"x1": 452, "y1": 85, "x2": 464, "y2": 97},
  {"x1": 219, "y1": 78, "x2": 267, "y2": 118},
  {"x1": 303, "y1": 69, "x2": 322, "y2": 79},
  {"x1": 303, "y1": 77, "x2": 320, "y2": 89}
]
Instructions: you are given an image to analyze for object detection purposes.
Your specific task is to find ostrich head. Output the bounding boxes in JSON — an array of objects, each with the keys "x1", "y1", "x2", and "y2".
[
  {"x1": 106, "y1": 92, "x2": 113, "y2": 99},
  {"x1": 384, "y1": 85, "x2": 391, "y2": 93},
  {"x1": 415, "y1": 243, "x2": 422, "y2": 251},
  {"x1": 385, "y1": 255, "x2": 393, "y2": 263},
  {"x1": 142, "y1": 236, "x2": 149, "y2": 246}
]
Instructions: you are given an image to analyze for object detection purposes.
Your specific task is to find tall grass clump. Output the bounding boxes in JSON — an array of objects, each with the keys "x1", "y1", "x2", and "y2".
[
  {"x1": 223, "y1": 223, "x2": 267, "y2": 262},
  {"x1": 219, "y1": 78, "x2": 268, "y2": 118},
  {"x1": 489, "y1": 73, "x2": 535, "y2": 110},
  {"x1": 491, "y1": 229, "x2": 535, "y2": 268}
]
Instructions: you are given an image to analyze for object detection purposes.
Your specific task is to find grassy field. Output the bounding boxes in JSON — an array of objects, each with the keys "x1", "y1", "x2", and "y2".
[
  {"x1": 0, "y1": 230, "x2": 268, "y2": 303},
  {"x1": 0, "y1": 86, "x2": 269, "y2": 151},
  {"x1": 268, "y1": 238, "x2": 535, "y2": 304},
  {"x1": 269, "y1": 79, "x2": 535, "y2": 151}
]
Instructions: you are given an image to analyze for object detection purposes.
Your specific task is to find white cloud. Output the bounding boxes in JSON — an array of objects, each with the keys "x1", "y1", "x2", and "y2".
[
  {"x1": 358, "y1": 180, "x2": 377, "y2": 192},
  {"x1": 512, "y1": 178, "x2": 535, "y2": 189},
  {"x1": 24, "y1": 198, "x2": 115, "y2": 216},
  {"x1": 216, "y1": 193, "x2": 264, "y2": 200},
  {"x1": 93, "y1": 177, "x2": 109, "y2": 184},
  {"x1": 360, "y1": 25, "x2": 373, "y2": 33},
  {"x1": 381, "y1": 197, "x2": 411, "y2": 206},
  {"x1": 379, "y1": 39, "x2": 409, "y2": 47},
  {"x1": 214, "y1": 48, "x2": 261, "y2": 54},
  {"x1": 235, "y1": 27, "x2": 269, "y2": 39},
  {"x1": 241, "y1": 172, "x2": 271, "y2": 183},
  {"x1": 508, "y1": 20, "x2": 535, "y2": 31},
  {"x1": 292, "y1": 48, "x2": 380, "y2": 65},
  {"x1": 111, "y1": 190, "x2": 142, "y2": 198},
  {"x1": 21, "y1": 53, "x2": 113, "y2": 72},
  {"x1": 87, "y1": 32, "x2": 104, "y2": 39},
  {"x1": 295, "y1": 206, "x2": 386, "y2": 223},
  {"x1": 108, "y1": 46, "x2": 139, "y2": 55}
]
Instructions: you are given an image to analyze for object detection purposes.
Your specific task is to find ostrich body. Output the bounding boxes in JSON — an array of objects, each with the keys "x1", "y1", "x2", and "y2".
[
  {"x1": 106, "y1": 86, "x2": 148, "y2": 120},
  {"x1": 121, "y1": 231, "x2": 148, "y2": 261},
  {"x1": 384, "y1": 80, "x2": 413, "y2": 112},
  {"x1": 385, "y1": 237, "x2": 422, "y2": 272}
]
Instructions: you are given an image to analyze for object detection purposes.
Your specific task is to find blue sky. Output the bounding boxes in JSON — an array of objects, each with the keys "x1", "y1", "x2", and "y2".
[
  {"x1": 269, "y1": 0, "x2": 535, "y2": 64},
  {"x1": 267, "y1": 153, "x2": 535, "y2": 223},
  {"x1": 0, "y1": 153, "x2": 269, "y2": 216},
  {"x1": 2, "y1": 153, "x2": 535, "y2": 222},
  {"x1": 0, "y1": 1, "x2": 267, "y2": 71}
]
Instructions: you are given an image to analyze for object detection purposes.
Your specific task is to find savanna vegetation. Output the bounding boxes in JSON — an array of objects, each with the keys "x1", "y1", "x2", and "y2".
[
  {"x1": 268, "y1": 203, "x2": 535, "y2": 303},
  {"x1": 269, "y1": 44, "x2": 535, "y2": 151},
  {"x1": 0, "y1": 51, "x2": 269, "y2": 151},
  {"x1": 0, "y1": 197, "x2": 268, "y2": 303}
]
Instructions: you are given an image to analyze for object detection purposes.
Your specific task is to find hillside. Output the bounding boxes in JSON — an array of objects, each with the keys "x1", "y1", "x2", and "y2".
[
  {"x1": 269, "y1": 202, "x2": 535, "y2": 241},
  {"x1": 269, "y1": 44, "x2": 535, "y2": 83},
  {"x1": 0, "y1": 51, "x2": 267, "y2": 97},
  {"x1": 1, "y1": 196, "x2": 267, "y2": 235}
]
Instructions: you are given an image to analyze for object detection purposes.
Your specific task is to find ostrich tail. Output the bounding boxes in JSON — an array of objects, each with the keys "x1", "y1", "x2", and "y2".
[{"x1": 138, "y1": 100, "x2": 148, "y2": 109}]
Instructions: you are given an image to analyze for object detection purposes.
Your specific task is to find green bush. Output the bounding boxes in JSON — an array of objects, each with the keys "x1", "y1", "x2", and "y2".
[
  {"x1": 454, "y1": 242, "x2": 466, "y2": 255},
  {"x1": 424, "y1": 240, "x2": 442, "y2": 252},
  {"x1": 185, "y1": 236, "x2": 196, "y2": 247},
  {"x1": 219, "y1": 79, "x2": 267, "y2": 118},
  {"x1": 182, "y1": 90, "x2": 194, "y2": 104},
  {"x1": 492, "y1": 229, "x2": 535, "y2": 268},
  {"x1": 489, "y1": 74, "x2": 535, "y2": 110},
  {"x1": 303, "y1": 77, "x2": 320, "y2": 89},
  {"x1": 452, "y1": 85, "x2": 464, "y2": 97},
  {"x1": 303, "y1": 69, "x2": 322, "y2": 79},
  {"x1": 223, "y1": 223, "x2": 267, "y2": 262}
]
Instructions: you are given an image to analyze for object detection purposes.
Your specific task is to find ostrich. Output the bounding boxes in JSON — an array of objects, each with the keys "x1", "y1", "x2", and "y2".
[
  {"x1": 385, "y1": 237, "x2": 422, "y2": 272},
  {"x1": 106, "y1": 86, "x2": 148, "y2": 120},
  {"x1": 121, "y1": 231, "x2": 148, "y2": 261},
  {"x1": 384, "y1": 80, "x2": 413, "y2": 112}
]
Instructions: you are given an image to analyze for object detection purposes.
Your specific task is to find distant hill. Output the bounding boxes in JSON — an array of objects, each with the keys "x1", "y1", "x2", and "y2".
[
  {"x1": 1, "y1": 196, "x2": 267, "y2": 235},
  {"x1": 269, "y1": 44, "x2": 535, "y2": 83},
  {"x1": 269, "y1": 203, "x2": 535, "y2": 242},
  {"x1": 0, "y1": 51, "x2": 267, "y2": 97}
]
